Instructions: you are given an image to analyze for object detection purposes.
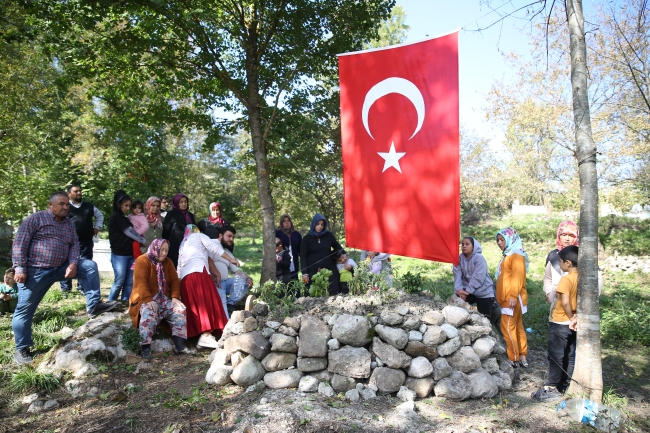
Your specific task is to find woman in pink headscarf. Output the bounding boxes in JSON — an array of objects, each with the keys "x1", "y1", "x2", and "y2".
[
  {"x1": 198, "y1": 202, "x2": 229, "y2": 239},
  {"x1": 163, "y1": 193, "x2": 196, "y2": 268},
  {"x1": 543, "y1": 221, "x2": 579, "y2": 304}
]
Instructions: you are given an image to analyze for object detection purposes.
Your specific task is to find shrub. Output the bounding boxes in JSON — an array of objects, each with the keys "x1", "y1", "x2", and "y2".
[
  {"x1": 308, "y1": 268, "x2": 332, "y2": 297},
  {"x1": 398, "y1": 271, "x2": 423, "y2": 294},
  {"x1": 120, "y1": 327, "x2": 141, "y2": 352},
  {"x1": 10, "y1": 367, "x2": 60, "y2": 393}
]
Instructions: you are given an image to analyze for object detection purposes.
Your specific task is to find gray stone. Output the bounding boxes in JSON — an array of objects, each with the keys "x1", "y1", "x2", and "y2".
[
  {"x1": 404, "y1": 341, "x2": 438, "y2": 361},
  {"x1": 446, "y1": 346, "x2": 482, "y2": 373},
  {"x1": 252, "y1": 302, "x2": 269, "y2": 317},
  {"x1": 298, "y1": 315, "x2": 330, "y2": 357},
  {"x1": 283, "y1": 316, "x2": 301, "y2": 331},
  {"x1": 264, "y1": 370, "x2": 303, "y2": 389},
  {"x1": 224, "y1": 331, "x2": 271, "y2": 360},
  {"x1": 440, "y1": 323, "x2": 459, "y2": 339},
  {"x1": 442, "y1": 305, "x2": 471, "y2": 327},
  {"x1": 151, "y1": 338, "x2": 174, "y2": 353},
  {"x1": 318, "y1": 382, "x2": 335, "y2": 397},
  {"x1": 297, "y1": 357, "x2": 327, "y2": 372},
  {"x1": 370, "y1": 361, "x2": 377, "y2": 369},
  {"x1": 21, "y1": 393, "x2": 39, "y2": 405},
  {"x1": 261, "y1": 352, "x2": 296, "y2": 371},
  {"x1": 299, "y1": 375, "x2": 319, "y2": 392},
  {"x1": 422, "y1": 325, "x2": 446, "y2": 346},
  {"x1": 464, "y1": 325, "x2": 493, "y2": 341},
  {"x1": 419, "y1": 323, "x2": 428, "y2": 333},
  {"x1": 261, "y1": 327, "x2": 274, "y2": 338},
  {"x1": 469, "y1": 313, "x2": 491, "y2": 327},
  {"x1": 359, "y1": 386, "x2": 377, "y2": 400},
  {"x1": 266, "y1": 321, "x2": 281, "y2": 330},
  {"x1": 278, "y1": 325, "x2": 298, "y2": 337},
  {"x1": 421, "y1": 311, "x2": 444, "y2": 326},
  {"x1": 375, "y1": 357, "x2": 384, "y2": 367},
  {"x1": 229, "y1": 321, "x2": 244, "y2": 335},
  {"x1": 231, "y1": 355, "x2": 266, "y2": 387},
  {"x1": 402, "y1": 316, "x2": 421, "y2": 331},
  {"x1": 492, "y1": 371, "x2": 513, "y2": 390},
  {"x1": 375, "y1": 324, "x2": 408, "y2": 349},
  {"x1": 328, "y1": 346, "x2": 371, "y2": 378},
  {"x1": 467, "y1": 368, "x2": 499, "y2": 398},
  {"x1": 345, "y1": 389, "x2": 360, "y2": 402},
  {"x1": 498, "y1": 354, "x2": 515, "y2": 380},
  {"x1": 397, "y1": 386, "x2": 416, "y2": 402},
  {"x1": 371, "y1": 337, "x2": 411, "y2": 369},
  {"x1": 408, "y1": 331, "x2": 423, "y2": 341},
  {"x1": 331, "y1": 314, "x2": 373, "y2": 347},
  {"x1": 404, "y1": 377, "x2": 434, "y2": 398},
  {"x1": 205, "y1": 365, "x2": 234, "y2": 386},
  {"x1": 331, "y1": 374, "x2": 356, "y2": 392},
  {"x1": 437, "y1": 337, "x2": 461, "y2": 357},
  {"x1": 65, "y1": 380, "x2": 84, "y2": 398},
  {"x1": 397, "y1": 305, "x2": 410, "y2": 316},
  {"x1": 472, "y1": 336, "x2": 496, "y2": 359},
  {"x1": 43, "y1": 400, "x2": 59, "y2": 411},
  {"x1": 270, "y1": 333, "x2": 298, "y2": 353},
  {"x1": 231, "y1": 351, "x2": 246, "y2": 368},
  {"x1": 309, "y1": 370, "x2": 333, "y2": 381},
  {"x1": 493, "y1": 340, "x2": 507, "y2": 355},
  {"x1": 327, "y1": 313, "x2": 339, "y2": 327},
  {"x1": 245, "y1": 380, "x2": 266, "y2": 394},
  {"x1": 407, "y1": 356, "x2": 434, "y2": 378},
  {"x1": 433, "y1": 371, "x2": 472, "y2": 401},
  {"x1": 481, "y1": 357, "x2": 500, "y2": 374},
  {"x1": 381, "y1": 310, "x2": 404, "y2": 325},
  {"x1": 432, "y1": 358, "x2": 453, "y2": 380},
  {"x1": 327, "y1": 338, "x2": 340, "y2": 350},
  {"x1": 242, "y1": 317, "x2": 258, "y2": 333},
  {"x1": 27, "y1": 400, "x2": 44, "y2": 413},
  {"x1": 209, "y1": 349, "x2": 231, "y2": 366},
  {"x1": 458, "y1": 328, "x2": 472, "y2": 346},
  {"x1": 230, "y1": 310, "x2": 252, "y2": 323},
  {"x1": 369, "y1": 367, "x2": 406, "y2": 394}
]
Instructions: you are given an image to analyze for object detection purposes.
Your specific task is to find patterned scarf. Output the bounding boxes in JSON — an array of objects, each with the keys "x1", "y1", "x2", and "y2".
[
  {"x1": 495, "y1": 227, "x2": 530, "y2": 280},
  {"x1": 144, "y1": 196, "x2": 163, "y2": 230},
  {"x1": 172, "y1": 193, "x2": 192, "y2": 224},
  {"x1": 206, "y1": 202, "x2": 224, "y2": 226},
  {"x1": 556, "y1": 220, "x2": 579, "y2": 250},
  {"x1": 146, "y1": 239, "x2": 169, "y2": 294}
]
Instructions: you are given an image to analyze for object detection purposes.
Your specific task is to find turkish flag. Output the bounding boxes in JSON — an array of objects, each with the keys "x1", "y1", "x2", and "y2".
[{"x1": 338, "y1": 32, "x2": 460, "y2": 264}]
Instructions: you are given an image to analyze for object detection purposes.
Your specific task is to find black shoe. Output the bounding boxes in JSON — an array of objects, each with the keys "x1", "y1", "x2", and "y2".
[
  {"x1": 88, "y1": 301, "x2": 117, "y2": 318},
  {"x1": 14, "y1": 348, "x2": 34, "y2": 365},
  {"x1": 140, "y1": 345, "x2": 152, "y2": 361},
  {"x1": 531, "y1": 386, "x2": 562, "y2": 402},
  {"x1": 172, "y1": 336, "x2": 195, "y2": 355}
]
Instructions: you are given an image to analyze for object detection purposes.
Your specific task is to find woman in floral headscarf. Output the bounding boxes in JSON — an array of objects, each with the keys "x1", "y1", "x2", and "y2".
[
  {"x1": 495, "y1": 227, "x2": 530, "y2": 367},
  {"x1": 543, "y1": 221, "x2": 579, "y2": 304},
  {"x1": 163, "y1": 193, "x2": 196, "y2": 267},
  {"x1": 198, "y1": 202, "x2": 229, "y2": 239},
  {"x1": 129, "y1": 239, "x2": 194, "y2": 360},
  {"x1": 140, "y1": 196, "x2": 164, "y2": 254}
]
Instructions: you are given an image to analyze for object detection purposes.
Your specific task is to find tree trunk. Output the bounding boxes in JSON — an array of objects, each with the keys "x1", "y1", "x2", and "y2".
[{"x1": 565, "y1": 0, "x2": 603, "y2": 403}]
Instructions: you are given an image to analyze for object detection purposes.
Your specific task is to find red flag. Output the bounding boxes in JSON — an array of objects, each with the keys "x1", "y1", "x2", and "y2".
[{"x1": 338, "y1": 32, "x2": 460, "y2": 264}]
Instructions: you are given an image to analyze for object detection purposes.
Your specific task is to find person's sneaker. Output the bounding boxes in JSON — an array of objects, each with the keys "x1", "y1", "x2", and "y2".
[
  {"x1": 509, "y1": 360, "x2": 520, "y2": 368},
  {"x1": 14, "y1": 348, "x2": 34, "y2": 365},
  {"x1": 519, "y1": 356, "x2": 529, "y2": 368},
  {"x1": 88, "y1": 301, "x2": 118, "y2": 318},
  {"x1": 140, "y1": 345, "x2": 152, "y2": 361},
  {"x1": 531, "y1": 386, "x2": 562, "y2": 402},
  {"x1": 196, "y1": 333, "x2": 218, "y2": 349}
]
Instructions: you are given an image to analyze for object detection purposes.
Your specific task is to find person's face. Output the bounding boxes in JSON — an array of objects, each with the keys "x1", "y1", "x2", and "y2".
[
  {"x1": 179, "y1": 198, "x2": 188, "y2": 210},
  {"x1": 559, "y1": 259, "x2": 571, "y2": 273},
  {"x1": 211, "y1": 206, "x2": 221, "y2": 218},
  {"x1": 120, "y1": 200, "x2": 132, "y2": 214},
  {"x1": 161, "y1": 199, "x2": 169, "y2": 210},
  {"x1": 276, "y1": 243, "x2": 283, "y2": 252},
  {"x1": 315, "y1": 220, "x2": 325, "y2": 233},
  {"x1": 338, "y1": 253, "x2": 348, "y2": 264},
  {"x1": 49, "y1": 195, "x2": 70, "y2": 219},
  {"x1": 559, "y1": 232, "x2": 576, "y2": 247},
  {"x1": 282, "y1": 218, "x2": 292, "y2": 229},
  {"x1": 496, "y1": 234, "x2": 506, "y2": 251},
  {"x1": 461, "y1": 239, "x2": 474, "y2": 256},
  {"x1": 367, "y1": 251, "x2": 377, "y2": 259},
  {"x1": 68, "y1": 186, "x2": 82, "y2": 202},
  {"x1": 223, "y1": 231, "x2": 235, "y2": 246},
  {"x1": 132, "y1": 205, "x2": 143, "y2": 215},
  {"x1": 158, "y1": 244, "x2": 169, "y2": 262},
  {"x1": 149, "y1": 201, "x2": 160, "y2": 214},
  {"x1": 4, "y1": 273, "x2": 15, "y2": 286}
]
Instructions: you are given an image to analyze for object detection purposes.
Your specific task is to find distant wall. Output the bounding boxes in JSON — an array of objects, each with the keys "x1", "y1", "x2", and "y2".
[{"x1": 511, "y1": 200, "x2": 546, "y2": 215}]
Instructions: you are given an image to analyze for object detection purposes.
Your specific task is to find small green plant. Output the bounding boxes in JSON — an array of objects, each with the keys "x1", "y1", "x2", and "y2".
[
  {"x1": 309, "y1": 268, "x2": 332, "y2": 297},
  {"x1": 10, "y1": 367, "x2": 61, "y2": 393},
  {"x1": 347, "y1": 262, "x2": 391, "y2": 295},
  {"x1": 34, "y1": 316, "x2": 67, "y2": 333},
  {"x1": 602, "y1": 386, "x2": 628, "y2": 411},
  {"x1": 254, "y1": 279, "x2": 306, "y2": 318},
  {"x1": 398, "y1": 271, "x2": 423, "y2": 293},
  {"x1": 121, "y1": 326, "x2": 141, "y2": 352},
  {"x1": 43, "y1": 289, "x2": 64, "y2": 303}
]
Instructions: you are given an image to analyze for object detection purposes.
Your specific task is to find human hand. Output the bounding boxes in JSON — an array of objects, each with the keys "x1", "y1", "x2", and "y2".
[
  {"x1": 508, "y1": 298, "x2": 517, "y2": 308},
  {"x1": 246, "y1": 277, "x2": 253, "y2": 288},
  {"x1": 456, "y1": 290, "x2": 469, "y2": 301},
  {"x1": 212, "y1": 273, "x2": 221, "y2": 288},
  {"x1": 171, "y1": 298, "x2": 185, "y2": 309},
  {"x1": 545, "y1": 293, "x2": 550, "y2": 303},
  {"x1": 65, "y1": 264, "x2": 78, "y2": 279},
  {"x1": 569, "y1": 315, "x2": 578, "y2": 331},
  {"x1": 14, "y1": 272, "x2": 26, "y2": 284},
  {"x1": 149, "y1": 301, "x2": 159, "y2": 314},
  {"x1": 93, "y1": 228, "x2": 99, "y2": 236}
]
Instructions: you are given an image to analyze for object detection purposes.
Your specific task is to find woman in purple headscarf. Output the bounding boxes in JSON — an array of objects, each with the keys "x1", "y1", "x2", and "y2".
[{"x1": 162, "y1": 193, "x2": 196, "y2": 268}]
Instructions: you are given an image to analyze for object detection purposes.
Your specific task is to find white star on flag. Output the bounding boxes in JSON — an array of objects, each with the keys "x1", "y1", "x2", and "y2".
[{"x1": 378, "y1": 142, "x2": 406, "y2": 173}]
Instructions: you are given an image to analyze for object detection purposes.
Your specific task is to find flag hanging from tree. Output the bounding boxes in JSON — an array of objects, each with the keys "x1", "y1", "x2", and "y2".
[{"x1": 338, "y1": 31, "x2": 460, "y2": 264}]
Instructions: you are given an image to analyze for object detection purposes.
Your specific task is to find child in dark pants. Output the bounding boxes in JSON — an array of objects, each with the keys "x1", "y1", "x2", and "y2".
[
  {"x1": 532, "y1": 245, "x2": 579, "y2": 402},
  {"x1": 275, "y1": 238, "x2": 292, "y2": 284},
  {"x1": 0, "y1": 268, "x2": 19, "y2": 315},
  {"x1": 336, "y1": 252, "x2": 357, "y2": 294}
]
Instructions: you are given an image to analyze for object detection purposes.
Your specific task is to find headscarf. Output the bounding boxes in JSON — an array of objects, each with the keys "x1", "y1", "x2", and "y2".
[
  {"x1": 495, "y1": 227, "x2": 530, "y2": 280},
  {"x1": 184, "y1": 224, "x2": 200, "y2": 239},
  {"x1": 172, "y1": 193, "x2": 192, "y2": 223},
  {"x1": 146, "y1": 239, "x2": 169, "y2": 294},
  {"x1": 144, "y1": 196, "x2": 163, "y2": 230},
  {"x1": 277, "y1": 214, "x2": 295, "y2": 235},
  {"x1": 112, "y1": 190, "x2": 131, "y2": 213},
  {"x1": 556, "y1": 220, "x2": 579, "y2": 250},
  {"x1": 207, "y1": 202, "x2": 226, "y2": 226},
  {"x1": 308, "y1": 213, "x2": 329, "y2": 237}
]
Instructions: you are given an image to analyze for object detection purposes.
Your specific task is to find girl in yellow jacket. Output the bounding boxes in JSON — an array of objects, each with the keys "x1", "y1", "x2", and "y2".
[{"x1": 495, "y1": 227, "x2": 529, "y2": 368}]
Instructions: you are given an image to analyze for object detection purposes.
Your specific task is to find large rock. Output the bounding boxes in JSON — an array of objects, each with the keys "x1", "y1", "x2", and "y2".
[
  {"x1": 421, "y1": 311, "x2": 444, "y2": 326},
  {"x1": 404, "y1": 342, "x2": 438, "y2": 361},
  {"x1": 369, "y1": 367, "x2": 406, "y2": 394},
  {"x1": 328, "y1": 346, "x2": 371, "y2": 378},
  {"x1": 345, "y1": 389, "x2": 360, "y2": 402},
  {"x1": 440, "y1": 323, "x2": 459, "y2": 339},
  {"x1": 318, "y1": 382, "x2": 335, "y2": 397},
  {"x1": 224, "y1": 331, "x2": 271, "y2": 360},
  {"x1": 331, "y1": 314, "x2": 373, "y2": 347},
  {"x1": 261, "y1": 352, "x2": 296, "y2": 372},
  {"x1": 278, "y1": 325, "x2": 298, "y2": 337},
  {"x1": 231, "y1": 351, "x2": 246, "y2": 368},
  {"x1": 464, "y1": 325, "x2": 492, "y2": 341},
  {"x1": 458, "y1": 328, "x2": 472, "y2": 346},
  {"x1": 481, "y1": 357, "x2": 500, "y2": 374},
  {"x1": 264, "y1": 370, "x2": 303, "y2": 389},
  {"x1": 404, "y1": 377, "x2": 434, "y2": 398},
  {"x1": 231, "y1": 355, "x2": 266, "y2": 387},
  {"x1": 270, "y1": 333, "x2": 298, "y2": 353},
  {"x1": 242, "y1": 317, "x2": 258, "y2": 333},
  {"x1": 230, "y1": 310, "x2": 252, "y2": 323},
  {"x1": 371, "y1": 337, "x2": 411, "y2": 369},
  {"x1": 436, "y1": 337, "x2": 461, "y2": 357},
  {"x1": 408, "y1": 331, "x2": 423, "y2": 342},
  {"x1": 282, "y1": 316, "x2": 301, "y2": 331},
  {"x1": 298, "y1": 315, "x2": 329, "y2": 357},
  {"x1": 297, "y1": 357, "x2": 327, "y2": 372},
  {"x1": 469, "y1": 313, "x2": 492, "y2": 327},
  {"x1": 432, "y1": 358, "x2": 453, "y2": 381},
  {"x1": 397, "y1": 386, "x2": 417, "y2": 402},
  {"x1": 492, "y1": 370, "x2": 513, "y2": 390},
  {"x1": 331, "y1": 374, "x2": 356, "y2": 392},
  {"x1": 407, "y1": 356, "x2": 434, "y2": 378},
  {"x1": 380, "y1": 311, "x2": 404, "y2": 326},
  {"x1": 402, "y1": 316, "x2": 421, "y2": 331},
  {"x1": 442, "y1": 306, "x2": 471, "y2": 327},
  {"x1": 209, "y1": 348, "x2": 230, "y2": 365},
  {"x1": 467, "y1": 368, "x2": 499, "y2": 398},
  {"x1": 472, "y1": 337, "x2": 496, "y2": 359},
  {"x1": 446, "y1": 346, "x2": 482, "y2": 373},
  {"x1": 299, "y1": 375, "x2": 319, "y2": 392},
  {"x1": 434, "y1": 371, "x2": 472, "y2": 401},
  {"x1": 374, "y1": 324, "x2": 408, "y2": 349},
  {"x1": 422, "y1": 326, "x2": 446, "y2": 346},
  {"x1": 205, "y1": 365, "x2": 234, "y2": 386}
]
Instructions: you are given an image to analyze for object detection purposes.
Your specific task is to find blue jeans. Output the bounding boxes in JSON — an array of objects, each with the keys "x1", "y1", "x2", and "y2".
[
  {"x1": 217, "y1": 278, "x2": 234, "y2": 319},
  {"x1": 61, "y1": 239, "x2": 94, "y2": 292},
  {"x1": 13, "y1": 259, "x2": 101, "y2": 349},
  {"x1": 108, "y1": 254, "x2": 134, "y2": 301}
]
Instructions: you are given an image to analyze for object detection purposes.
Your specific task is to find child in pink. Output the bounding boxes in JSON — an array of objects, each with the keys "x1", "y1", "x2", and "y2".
[{"x1": 128, "y1": 200, "x2": 148, "y2": 261}]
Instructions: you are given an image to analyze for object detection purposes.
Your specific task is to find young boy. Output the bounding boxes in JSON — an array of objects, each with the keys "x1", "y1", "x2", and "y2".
[
  {"x1": 275, "y1": 238, "x2": 292, "y2": 285},
  {"x1": 532, "y1": 245, "x2": 579, "y2": 402},
  {"x1": 0, "y1": 268, "x2": 19, "y2": 316},
  {"x1": 336, "y1": 252, "x2": 357, "y2": 294}
]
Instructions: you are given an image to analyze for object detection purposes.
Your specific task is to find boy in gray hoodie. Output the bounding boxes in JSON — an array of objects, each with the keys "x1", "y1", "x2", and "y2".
[{"x1": 453, "y1": 237, "x2": 496, "y2": 317}]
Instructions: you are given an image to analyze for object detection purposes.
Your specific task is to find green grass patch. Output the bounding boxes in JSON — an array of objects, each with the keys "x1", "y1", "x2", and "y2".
[
  {"x1": 9, "y1": 366, "x2": 60, "y2": 393},
  {"x1": 120, "y1": 326, "x2": 140, "y2": 352}
]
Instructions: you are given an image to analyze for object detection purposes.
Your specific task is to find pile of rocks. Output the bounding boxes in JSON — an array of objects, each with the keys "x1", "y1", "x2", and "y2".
[
  {"x1": 602, "y1": 255, "x2": 650, "y2": 273},
  {"x1": 206, "y1": 296, "x2": 514, "y2": 402}
]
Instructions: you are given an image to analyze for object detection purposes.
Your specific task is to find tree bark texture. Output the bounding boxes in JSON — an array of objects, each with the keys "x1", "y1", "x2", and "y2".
[{"x1": 565, "y1": 0, "x2": 603, "y2": 403}]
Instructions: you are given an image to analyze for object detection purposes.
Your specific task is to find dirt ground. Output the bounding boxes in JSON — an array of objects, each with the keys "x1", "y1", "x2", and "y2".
[{"x1": 1, "y1": 345, "x2": 648, "y2": 433}]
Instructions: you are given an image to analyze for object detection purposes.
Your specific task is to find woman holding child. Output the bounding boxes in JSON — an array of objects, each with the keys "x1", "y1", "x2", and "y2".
[{"x1": 300, "y1": 213, "x2": 344, "y2": 295}]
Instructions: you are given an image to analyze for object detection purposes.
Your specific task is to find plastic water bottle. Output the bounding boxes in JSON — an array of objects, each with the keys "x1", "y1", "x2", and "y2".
[{"x1": 557, "y1": 399, "x2": 621, "y2": 432}]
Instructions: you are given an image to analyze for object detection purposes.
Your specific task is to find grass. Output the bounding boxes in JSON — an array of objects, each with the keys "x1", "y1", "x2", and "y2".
[{"x1": 9, "y1": 366, "x2": 60, "y2": 393}]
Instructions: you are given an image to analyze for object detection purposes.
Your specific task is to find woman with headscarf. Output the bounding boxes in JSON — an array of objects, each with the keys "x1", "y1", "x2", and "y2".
[
  {"x1": 453, "y1": 236, "x2": 495, "y2": 317},
  {"x1": 275, "y1": 214, "x2": 302, "y2": 281},
  {"x1": 162, "y1": 193, "x2": 196, "y2": 267},
  {"x1": 495, "y1": 227, "x2": 530, "y2": 368},
  {"x1": 108, "y1": 190, "x2": 146, "y2": 302},
  {"x1": 198, "y1": 202, "x2": 229, "y2": 239},
  {"x1": 300, "y1": 213, "x2": 344, "y2": 295},
  {"x1": 140, "y1": 196, "x2": 164, "y2": 254},
  {"x1": 177, "y1": 225, "x2": 239, "y2": 349},
  {"x1": 543, "y1": 221, "x2": 579, "y2": 304},
  {"x1": 129, "y1": 239, "x2": 194, "y2": 360}
]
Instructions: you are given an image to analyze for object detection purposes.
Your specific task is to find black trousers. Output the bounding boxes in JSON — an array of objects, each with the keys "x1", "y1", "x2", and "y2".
[
  {"x1": 60, "y1": 239, "x2": 94, "y2": 292},
  {"x1": 545, "y1": 322, "x2": 576, "y2": 392},
  {"x1": 465, "y1": 294, "x2": 494, "y2": 318}
]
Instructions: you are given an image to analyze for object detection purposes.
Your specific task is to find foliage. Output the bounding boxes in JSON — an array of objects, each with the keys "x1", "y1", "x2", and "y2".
[
  {"x1": 598, "y1": 216, "x2": 650, "y2": 256},
  {"x1": 600, "y1": 281, "x2": 650, "y2": 347},
  {"x1": 397, "y1": 271, "x2": 424, "y2": 294},
  {"x1": 308, "y1": 269, "x2": 333, "y2": 298},
  {"x1": 253, "y1": 279, "x2": 306, "y2": 319},
  {"x1": 347, "y1": 261, "x2": 391, "y2": 296},
  {"x1": 120, "y1": 327, "x2": 141, "y2": 352},
  {"x1": 9, "y1": 367, "x2": 60, "y2": 393}
]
